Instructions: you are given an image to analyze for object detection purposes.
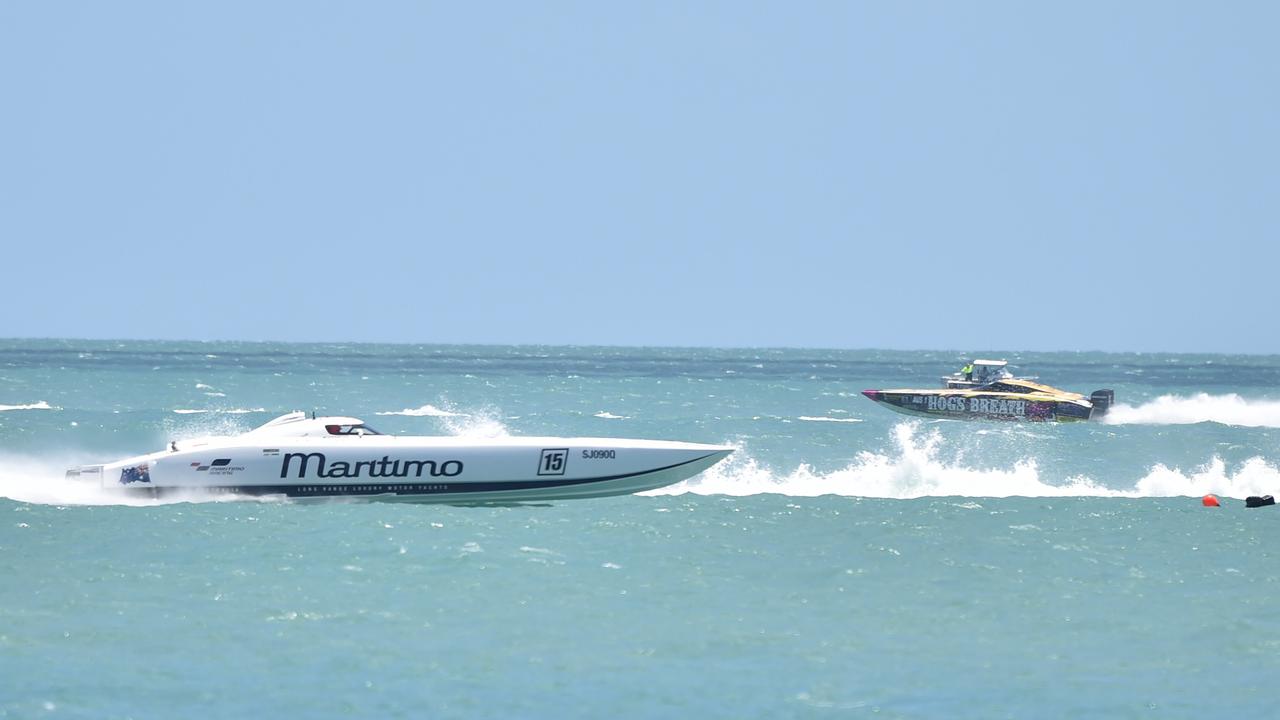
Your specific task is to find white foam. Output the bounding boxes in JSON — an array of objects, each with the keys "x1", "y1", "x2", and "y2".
[
  {"x1": 438, "y1": 410, "x2": 511, "y2": 438},
  {"x1": 594, "y1": 411, "x2": 630, "y2": 420},
  {"x1": 647, "y1": 421, "x2": 1280, "y2": 500},
  {"x1": 160, "y1": 413, "x2": 255, "y2": 443},
  {"x1": 0, "y1": 452, "x2": 249, "y2": 507},
  {"x1": 171, "y1": 407, "x2": 263, "y2": 416},
  {"x1": 375, "y1": 404, "x2": 464, "y2": 417},
  {"x1": 0, "y1": 401, "x2": 57, "y2": 412},
  {"x1": 797, "y1": 416, "x2": 863, "y2": 424},
  {"x1": 1133, "y1": 456, "x2": 1280, "y2": 498},
  {"x1": 377, "y1": 401, "x2": 510, "y2": 437},
  {"x1": 1103, "y1": 393, "x2": 1280, "y2": 427}
]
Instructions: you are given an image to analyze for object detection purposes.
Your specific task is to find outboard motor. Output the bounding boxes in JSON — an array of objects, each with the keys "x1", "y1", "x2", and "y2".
[{"x1": 1089, "y1": 389, "x2": 1114, "y2": 418}]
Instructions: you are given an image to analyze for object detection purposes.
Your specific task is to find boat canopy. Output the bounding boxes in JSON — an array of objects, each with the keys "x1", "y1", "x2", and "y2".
[
  {"x1": 969, "y1": 360, "x2": 1011, "y2": 384},
  {"x1": 944, "y1": 359, "x2": 1016, "y2": 387},
  {"x1": 245, "y1": 412, "x2": 382, "y2": 438}
]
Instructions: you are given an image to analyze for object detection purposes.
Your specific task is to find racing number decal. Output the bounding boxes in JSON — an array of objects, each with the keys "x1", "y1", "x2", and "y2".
[{"x1": 538, "y1": 448, "x2": 569, "y2": 476}]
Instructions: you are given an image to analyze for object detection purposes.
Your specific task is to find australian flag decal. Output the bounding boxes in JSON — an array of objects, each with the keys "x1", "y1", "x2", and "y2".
[{"x1": 120, "y1": 464, "x2": 152, "y2": 484}]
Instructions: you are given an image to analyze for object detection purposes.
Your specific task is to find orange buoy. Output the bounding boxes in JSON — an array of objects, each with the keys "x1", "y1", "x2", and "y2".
[{"x1": 1202, "y1": 494, "x2": 1221, "y2": 507}]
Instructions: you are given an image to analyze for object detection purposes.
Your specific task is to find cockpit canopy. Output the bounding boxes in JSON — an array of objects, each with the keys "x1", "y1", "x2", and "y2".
[
  {"x1": 970, "y1": 360, "x2": 1012, "y2": 384},
  {"x1": 324, "y1": 423, "x2": 382, "y2": 436},
  {"x1": 246, "y1": 412, "x2": 384, "y2": 438},
  {"x1": 944, "y1": 359, "x2": 1021, "y2": 389}
]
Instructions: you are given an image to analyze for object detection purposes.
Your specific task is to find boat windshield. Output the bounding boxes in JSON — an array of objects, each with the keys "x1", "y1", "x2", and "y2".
[
  {"x1": 324, "y1": 424, "x2": 383, "y2": 436},
  {"x1": 972, "y1": 365, "x2": 1011, "y2": 384},
  {"x1": 986, "y1": 382, "x2": 1032, "y2": 394}
]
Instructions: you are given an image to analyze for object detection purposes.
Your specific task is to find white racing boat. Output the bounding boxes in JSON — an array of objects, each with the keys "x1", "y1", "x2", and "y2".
[{"x1": 65, "y1": 412, "x2": 733, "y2": 503}]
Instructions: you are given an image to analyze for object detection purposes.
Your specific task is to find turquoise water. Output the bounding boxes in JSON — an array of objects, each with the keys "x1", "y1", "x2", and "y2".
[{"x1": 4, "y1": 341, "x2": 1280, "y2": 717}]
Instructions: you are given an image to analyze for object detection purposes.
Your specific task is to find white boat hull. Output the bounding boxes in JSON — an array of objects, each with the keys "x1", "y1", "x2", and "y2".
[{"x1": 67, "y1": 434, "x2": 732, "y2": 503}]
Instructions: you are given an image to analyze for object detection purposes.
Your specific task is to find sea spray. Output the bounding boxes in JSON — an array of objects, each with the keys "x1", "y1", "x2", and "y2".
[
  {"x1": 1104, "y1": 393, "x2": 1280, "y2": 427},
  {"x1": 649, "y1": 421, "x2": 1280, "y2": 500},
  {"x1": 375, "y1": 404, "x2": 465, "y2": 418}
]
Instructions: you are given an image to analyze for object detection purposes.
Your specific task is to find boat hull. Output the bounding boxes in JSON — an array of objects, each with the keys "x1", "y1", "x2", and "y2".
[
  {"x1": 861, "y1": 389, "x2": 1094, "y2": 422},
  {"x1": 67, "y1": 437, "x2": 732, "y2": 503}
]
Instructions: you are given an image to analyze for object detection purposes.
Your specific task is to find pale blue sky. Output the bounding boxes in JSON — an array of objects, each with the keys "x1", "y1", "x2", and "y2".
[{"x1": 3, "y1": 2, "x2": 1277, "y2": 352}]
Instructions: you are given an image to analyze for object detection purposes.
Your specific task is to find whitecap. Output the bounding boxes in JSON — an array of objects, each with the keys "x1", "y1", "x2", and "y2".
[
  {"x1": 375, "y1": 404, "x2": 464, "y2": 417},
  {"x1": 169, "y1": 407, "x2": 263, "y2": 417},
  {"x1": 0, "y1": 401, "x2": 56, "y2": 412}
]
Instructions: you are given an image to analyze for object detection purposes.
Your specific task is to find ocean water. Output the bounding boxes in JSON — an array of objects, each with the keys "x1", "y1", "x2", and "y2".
[{"x1": 3, "y1": 340, "x2": 1280, "y2": 718}]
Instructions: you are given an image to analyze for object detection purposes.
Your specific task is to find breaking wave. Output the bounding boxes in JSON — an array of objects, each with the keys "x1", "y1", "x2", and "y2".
[
  {"x1": 171, "y1": 407, "x2": 265, "y2": 415},
  {"x1": 1103, "y1": 393, "x2": 1280, "y2": 427},
  {"x1": 375, "y1": 401, "x2": 510, "y2": 437},
  {"x1": 375, "y1": 404, "x2": 464, "y2": 418},
  {"x1": 438, "y1": 410, "x2": 511, "y2": 438},
  {"x1": 366, "y1": 403, "x2": 519, "y2": 437},
  {"x1": 648, "y1": 422, "x2": 1280, "y2": 500},
  {"x1": 0, "y1": 401, "x2": 57, "y2": 412},
  {"x1": 158, "y1": 413, "x2": 259, "y2": 444}
]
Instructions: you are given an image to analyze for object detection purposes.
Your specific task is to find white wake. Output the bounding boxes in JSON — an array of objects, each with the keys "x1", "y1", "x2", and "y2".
[
  {"x1": 1103, "y1": 393, "x2": 1280, "y2": 427},
  {"x1": 650, "y1": 422, "x2": 1280, "y2": 500}
]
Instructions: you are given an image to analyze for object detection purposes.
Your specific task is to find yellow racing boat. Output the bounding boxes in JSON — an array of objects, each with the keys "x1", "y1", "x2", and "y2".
[{"x1": 862, "y1": 360, "x2": 1114, "y2": 422}]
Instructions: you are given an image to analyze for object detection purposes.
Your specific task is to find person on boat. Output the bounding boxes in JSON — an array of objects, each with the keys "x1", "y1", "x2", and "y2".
[{"x1": 961, "y1": 363, "x2": 974, "y2": 381}]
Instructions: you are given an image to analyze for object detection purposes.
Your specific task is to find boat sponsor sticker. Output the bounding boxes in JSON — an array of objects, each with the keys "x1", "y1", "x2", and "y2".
[
  {"x1": 923, "y1": 395, "x2": 1028, "y2": 417},
  {"x1": 923, "y1": 396, "x2": 968, "y2": 412},
  {"x1": 967, "y1": 398, "x2": 1027, "y2": 417},
  {"x1": 278, "y1": 452, "x2": 464, "y2": 480},
  {"x1": 1026, "y1": 402, "x2": 1054, "y2": 420},
  {"x1": 188, "y1": 458, "x2": 246, "y2": 475}
]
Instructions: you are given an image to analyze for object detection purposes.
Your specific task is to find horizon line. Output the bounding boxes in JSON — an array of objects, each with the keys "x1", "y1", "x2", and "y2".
[{"x1": 1, "y1": 336, "x2": 1276, "y2": 358}]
